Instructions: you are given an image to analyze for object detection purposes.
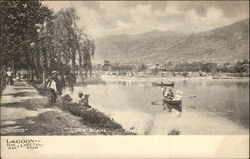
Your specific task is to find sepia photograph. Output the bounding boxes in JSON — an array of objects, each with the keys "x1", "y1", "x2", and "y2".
[
  {"x1": 0, "y1": 1, "x2": 249, "y2": 158},
  {"x1": 1, "y1": 0, "x2": 249, "y2": 136}
]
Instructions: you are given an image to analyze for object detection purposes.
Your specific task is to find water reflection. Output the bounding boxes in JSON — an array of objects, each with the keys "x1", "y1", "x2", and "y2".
[
  {"x1": 106, "y1": 80, "x2": 151, "y2": 86},
  {"x1": 63, "y1": 78, "x2": 249, "y2": 135}
]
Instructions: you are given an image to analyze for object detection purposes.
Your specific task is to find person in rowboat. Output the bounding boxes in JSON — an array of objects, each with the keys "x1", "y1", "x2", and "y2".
[
  {"x1": 162, "y1": 87, "x2": 174, "y2": 110},
  {"x1": 173, "y1": 90, "x2": 182, "y2": 100},
  {"x1": 172, "y1": 90, "x2": 183, "y2": 116},
  {"x1": 162, "y1": 86, "x2": 166, "y2": 108},
  {"x1": 165, "y1": 88, "x2": 174, "y2": 100}
]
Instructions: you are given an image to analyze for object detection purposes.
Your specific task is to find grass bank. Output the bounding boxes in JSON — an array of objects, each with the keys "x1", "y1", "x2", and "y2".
[{"x1": 31, "y1": 82, "x2": 135, "y2": 135}]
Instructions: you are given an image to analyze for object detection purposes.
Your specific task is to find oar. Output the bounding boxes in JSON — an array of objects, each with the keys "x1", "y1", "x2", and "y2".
[
  {"x1": 151, "y1": 95, "x2": 197, "y2": 105},
  {"x1": 151, "y1": 99, "x2": 162, "y2": 103},
  {"x1": 151, "y1": 99, "x2": 163, "y2": 105},
  {"x1": 185, "y1": 95, "x2": 196, "y2": 98},
  {"x1": 151, "y1": 102, "x2": 163, "y2": 105}
]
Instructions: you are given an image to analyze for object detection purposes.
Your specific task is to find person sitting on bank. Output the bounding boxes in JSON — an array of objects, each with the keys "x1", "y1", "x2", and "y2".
[
  {"x1": 76, "y1": 92, "x2": 91, "y2": 108},
  {"x1": 76, "y1": 91, "x2": 84, "y2": 103},
  {"x1": 82, "y1": 94, "x2": 91, "y2": 108}
]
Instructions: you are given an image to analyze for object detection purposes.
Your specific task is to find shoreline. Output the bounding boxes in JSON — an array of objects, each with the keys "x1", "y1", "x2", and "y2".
[
  {"x1": 101, "y1": 75, "x2": 212, "y2": 81},
  {"x1": 31, "y1": 82, "x2": 135, "y2": 135},
  {"x1": 101, "y1": 75, "x2": 249, "y2": 82}
]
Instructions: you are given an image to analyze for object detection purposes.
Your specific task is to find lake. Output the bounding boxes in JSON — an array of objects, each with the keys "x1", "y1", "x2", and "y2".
[{"x1": 62, "y1": 77, "x2": 249, "y2": 135}]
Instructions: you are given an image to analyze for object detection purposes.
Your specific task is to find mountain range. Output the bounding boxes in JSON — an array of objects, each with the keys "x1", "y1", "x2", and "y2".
[{"x1": 94, "y1": 18, "x2": 249, "y2": 64}]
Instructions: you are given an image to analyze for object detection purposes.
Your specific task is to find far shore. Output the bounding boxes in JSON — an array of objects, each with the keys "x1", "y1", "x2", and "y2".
[{"x1": 100, "y1": 74, "x2": 249, "y2": 82}]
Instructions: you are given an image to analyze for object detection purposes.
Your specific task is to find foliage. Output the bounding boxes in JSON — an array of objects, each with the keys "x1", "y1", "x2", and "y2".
[
  {"x1": 56, "y1": 95, "x2": 125, "y2": 130},
  {"x1": 32, "y1": 7, "x2": 96, "y2": 79},
  {"x1": 1, "y1": 1, "x2": 95, "y2": 81},
  {"x1": 168, "y1": 129, "x2": 180, "y2": 135},
  {"x1": 137, "y1": 64, "x2": 147, "y2": 72},
  {"x1": 96, "y1": 59, "x2": 249, "y2": 75},
  {"x1": 50, "y1": 8, "x2": 95, "y2": 77},
  {"x1": 0, "y1": 0, "x2": 52, "y2": 69}
]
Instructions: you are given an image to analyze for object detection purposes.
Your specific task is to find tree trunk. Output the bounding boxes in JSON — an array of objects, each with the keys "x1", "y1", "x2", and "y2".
[
  {"x1": 31, "y1": 67, "x2": 34, "y2": 81},
  {"x1": 80, "y1": 66, "x2": 84, "y2": 85},
  {"x1": 31, "y1": 49, "x2": 34, "y2": 81},
  {"x1": 42, "y1": 69, "x2": 46, "y2": 89},
  {"x1": 11, "y1": 58, "x2": 15, "y2": 72},
  {"x1": 71, "y1": 48, "x2": 76, "y2": 75},
  {"x1": 85, "y1": 63, "x2": 88, "y2": 78},
  {"x1": 88, "y1": 63, "x2": 92, "y2": 77}
]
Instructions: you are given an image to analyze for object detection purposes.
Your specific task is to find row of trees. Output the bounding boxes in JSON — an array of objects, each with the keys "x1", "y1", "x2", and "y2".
[
  {"x1": 170, "y1": 60, "x2": 249, "y2": 73},
  {"x1": 1, "y1": 1, "x2": 95, "y2": 87},
  {"x1": 97, "y1": 60, "x2": 249, "y2": 74}
]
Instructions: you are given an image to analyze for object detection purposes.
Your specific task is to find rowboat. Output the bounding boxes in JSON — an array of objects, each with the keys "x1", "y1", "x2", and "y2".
[
  {"x1": 163, "y1": 99, "x2": 182, "y2": 105},
  {"x1": 163, "y1": 99, "x2": 182, "y2": 112},
  {"x1": 152, "y1": 82, "x2": 174, "y2": 87}
]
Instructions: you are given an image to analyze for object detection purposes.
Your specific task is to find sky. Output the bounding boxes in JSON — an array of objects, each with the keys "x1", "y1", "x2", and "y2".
[{"x1": 44, "y1": 1, "x2": 249, "y2": 38}]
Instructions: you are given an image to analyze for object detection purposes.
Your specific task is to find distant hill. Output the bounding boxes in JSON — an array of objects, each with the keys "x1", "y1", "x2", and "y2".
[{"x1": 94, "y1": 18, "x2": 249, "y2": 64}]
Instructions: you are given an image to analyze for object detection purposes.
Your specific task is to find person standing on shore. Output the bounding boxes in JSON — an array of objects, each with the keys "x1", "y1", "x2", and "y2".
[
  {"x1": 6, "y1": 68, "x2": 14, "y2": 85},
  {"x1": 68, "y1": 72, "x2": 76, "y2": 93},
  {"x1": 16, "y1": 69, "x2": 22, "y2": 82},
  {"x1": 57, "y1": 74, "x2": 65, "y2": 95},
  {"x1": 47, "y1": 71, "x2": 59, "y2": 105}
]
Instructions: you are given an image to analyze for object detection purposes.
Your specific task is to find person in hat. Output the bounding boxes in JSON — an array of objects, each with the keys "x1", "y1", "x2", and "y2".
[
  {"x1": 51, "y1": 70, "x2": 59, "y2": 74},
  {"x1": 162, "y1": 86, "x2": 167, "y2": 109},
  {"x1": 166, "y1": 88, "x2": 174, "y2": 100},
  {"x1": 47, "y1": 71, "x2": 60, "y2": 105},
  {"x1": 16, "y1": 69, "x2": 22, "y2": 82},
  {"x1": 162, "y1": 88, "x2": 174, "y2": 110},
  {"x1": 173, "y1": 90, "x2": 183, "y2": 100},
  {"x1": 50, "y1": 71, "x2": 63, "y2": 95},
  {"x1": 6, "y1": 68, "x2": 14, "y2": 85},
  {"x1": 173, "y1": 90, "x2": 183, "y2": 117},
  {"x1": 75, "y1": 91, "x2": 84, "y2": 104}
]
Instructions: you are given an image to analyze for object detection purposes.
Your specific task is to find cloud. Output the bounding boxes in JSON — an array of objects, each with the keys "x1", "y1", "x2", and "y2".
[{"x1": 44, "y1": 1, "x2": 249, "y2": 38}]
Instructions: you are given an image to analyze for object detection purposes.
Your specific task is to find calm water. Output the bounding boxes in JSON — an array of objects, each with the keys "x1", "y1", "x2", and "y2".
[{"x1": 63, "y1": 78, "x2": 249, "y2": 135}]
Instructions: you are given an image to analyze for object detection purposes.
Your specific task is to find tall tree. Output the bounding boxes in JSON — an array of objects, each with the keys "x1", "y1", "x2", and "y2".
[
  {"x1": 52, "y1": 8, "x2": 95, "y2": 78},
  {"x1": 0, "y1": 0, "x2": 52, "y2": 70}
]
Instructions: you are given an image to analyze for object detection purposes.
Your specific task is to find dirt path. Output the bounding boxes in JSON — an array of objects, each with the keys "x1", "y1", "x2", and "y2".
[{"x1": 1, "y1": 80, "x2": 99, "y2": 135}]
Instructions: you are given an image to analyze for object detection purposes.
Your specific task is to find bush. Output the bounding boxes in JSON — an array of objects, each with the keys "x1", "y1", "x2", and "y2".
[
  {"x1": 168, "y1": 129, "x2": 181, "y2": 135},
  {"x1": 56, "y1": 95, "x2": 123, "y2": 130}
]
